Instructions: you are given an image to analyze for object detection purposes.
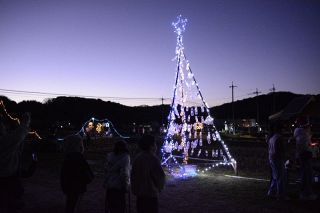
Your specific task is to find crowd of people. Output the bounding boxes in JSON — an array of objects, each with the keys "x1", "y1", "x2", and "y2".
[
  {"x1": 61, "y1": 133, "x2": 166, "y2": 213},
  {"x1": 267, "y1": 117, "x2": 318, "y2": 201},
  {"x1": 1, "y1": 99, "x2": 319, "y2": 213},
  {"x1": 0, "y1": 99, "x2": 165, "y2": 213}
]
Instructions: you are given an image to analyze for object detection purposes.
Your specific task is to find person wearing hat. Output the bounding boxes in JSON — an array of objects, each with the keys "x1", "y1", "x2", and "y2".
[{"x1": 293, "y1": 116, "x2": 317, "y2": 200}]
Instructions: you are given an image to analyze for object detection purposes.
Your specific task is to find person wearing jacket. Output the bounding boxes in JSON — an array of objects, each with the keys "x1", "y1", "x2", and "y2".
[
  {"x1": 0, "y1": 100, "x2": 31, "y2": 213},
  {"x1": 60, "y1": 134, "x2": 94, "y2": 213},
  {"x1": 294, "y1": 117, "x2": 317, "y2": 200},
  {"x1": 131, "y1": 134, "x2": 165, "y2": 213},
  {"x1": 104, "y1": 140, "x2": 130, "y2": 213}
]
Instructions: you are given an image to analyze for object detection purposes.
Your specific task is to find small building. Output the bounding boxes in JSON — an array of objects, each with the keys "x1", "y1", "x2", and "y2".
[
  {"x1": 132, "y1": 123, "x2": 153, "y2": 135},
  {"x1": 269, "y1": 95, "x2": 320, "y2": 134}
]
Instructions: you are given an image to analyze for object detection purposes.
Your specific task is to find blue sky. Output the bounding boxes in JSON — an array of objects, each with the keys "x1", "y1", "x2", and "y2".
[{"x1": 0, "y1": 0, "x2": 319, "y2": 106}]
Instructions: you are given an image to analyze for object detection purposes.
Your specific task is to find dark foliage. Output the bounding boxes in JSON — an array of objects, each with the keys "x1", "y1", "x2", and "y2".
[{"x1": 0, "y1": 92, "x2": 318, "y2": 133}]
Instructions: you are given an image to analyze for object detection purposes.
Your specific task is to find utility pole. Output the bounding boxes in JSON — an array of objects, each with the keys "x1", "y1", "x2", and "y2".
[
  {"x1": 249, "y1": 88, "x2": 261, "y2": 125},
  {"x1": 270, "y1": 84, "x2": 276, "y2": 113},
  {"x1": 161, "y1": 97, "x2": 164, "y2": 127},
  {"x1": 229, "y1": 81, "x2": 237, "y2": 135}
]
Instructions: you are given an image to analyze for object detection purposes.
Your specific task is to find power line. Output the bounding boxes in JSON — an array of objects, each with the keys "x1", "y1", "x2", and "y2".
[
  {"x1": 270, "y1": 84, "x2": 276, "y2": 93},
  {"x1": 248, "y1": 88, "x2": 262, "y2": 124},
  {"x1": 0, "y1": 88, "x2": 170, "y2": 101},
  {"x1": 0, "y1": 86, "x2": 283, "y2": 107},
  {"x1": 270, "y1": 84, "x2": 276, "y2": 113}
]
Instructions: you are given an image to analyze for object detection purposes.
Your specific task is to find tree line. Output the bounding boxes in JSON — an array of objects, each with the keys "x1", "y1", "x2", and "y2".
[{"x1": 1, "y1": 92, "x2": 315, "y2": 134}]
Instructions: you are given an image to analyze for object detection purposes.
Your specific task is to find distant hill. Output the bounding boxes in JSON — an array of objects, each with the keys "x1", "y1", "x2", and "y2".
[
  {"x1": 1, "y1": 92, "x2": 318, "y2": 131},
  {"x1": 0, "y1": 96, "x2": 170, "y2": 131},
  {"x1": 211, "y1": 92, "x2": 306, "y2": 120}
]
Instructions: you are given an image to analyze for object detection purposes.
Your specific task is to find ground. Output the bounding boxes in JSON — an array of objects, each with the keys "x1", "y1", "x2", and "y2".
[{"x1": 20, "y1": 139, "x2": 320, "y2": 213}]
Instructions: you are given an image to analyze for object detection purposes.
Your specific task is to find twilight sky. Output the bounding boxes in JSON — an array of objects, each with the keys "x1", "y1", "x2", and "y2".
[{"x1": 0, "y1": 0, "x2": 319, "y2": 106}]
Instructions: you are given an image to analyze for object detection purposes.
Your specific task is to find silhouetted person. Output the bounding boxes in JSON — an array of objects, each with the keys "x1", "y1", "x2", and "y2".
[
  {"x1": 104, "y1": 140, "x2": 130, "y2": 213},
  {"x1": 0, "y1": 100, "x2": 31, "y2": 213},
  {"x1": 131, "y1": 134, "x2": 165, "y2": 213},
  {"x1": 294, "y1": 117, "x2": 317, "y2": 200},
  {"x1": 265, "y1": 124, "x2": 275, "y2": 186},
  {"x1": 60, "y1": 134, "x2": 94, "y2": 213},
  {"x1": 267, "y1": 122, "x2": 287, "y2": 199}
]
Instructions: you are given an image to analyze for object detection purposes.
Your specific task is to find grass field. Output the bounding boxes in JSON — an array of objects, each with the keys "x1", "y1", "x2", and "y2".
[{"x1": 20, "y1": 138, "x2": 320, "y2": 213}]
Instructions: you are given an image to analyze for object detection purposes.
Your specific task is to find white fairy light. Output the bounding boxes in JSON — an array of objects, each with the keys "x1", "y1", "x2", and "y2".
[{"x1": 161, "y1": 15, "x2": 237, "y2": 177}]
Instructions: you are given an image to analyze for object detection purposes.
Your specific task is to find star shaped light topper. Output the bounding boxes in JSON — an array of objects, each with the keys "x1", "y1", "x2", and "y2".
[{"x1": 172, "y1": 15, "x2": 188, "y2": 36}]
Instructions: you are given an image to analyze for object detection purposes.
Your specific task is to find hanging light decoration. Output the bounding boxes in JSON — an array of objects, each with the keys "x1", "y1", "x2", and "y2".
[{"x1": 161, "y1": 15, "x2": 237, "y2": 176}]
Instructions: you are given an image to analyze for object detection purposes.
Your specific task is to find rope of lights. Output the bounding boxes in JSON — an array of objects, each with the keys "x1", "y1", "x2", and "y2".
[
  {"x1": 0, "y1": 100, "x2": 42, "y2": 140},
  {"x1": 78, "y1": 117, "x2": 130, "y2": 139},
  {"x1": 161, "y1": 15, "x2": 237, "y2": 176}
]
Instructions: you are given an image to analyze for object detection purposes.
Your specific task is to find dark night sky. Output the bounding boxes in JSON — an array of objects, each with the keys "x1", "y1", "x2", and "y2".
[{"x1": 1, "y1": 0, "x2": 319, "y2": 106}]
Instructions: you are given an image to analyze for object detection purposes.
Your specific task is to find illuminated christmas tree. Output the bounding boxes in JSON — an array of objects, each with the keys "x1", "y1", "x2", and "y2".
[{"x1": 161, "y1": 15, "x2": 236, "y2": 175}]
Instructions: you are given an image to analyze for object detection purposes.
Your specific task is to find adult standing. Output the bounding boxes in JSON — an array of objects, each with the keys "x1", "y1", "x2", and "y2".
[
  {"x1": 265, "y1": 125, "x2": 275, "y2": 186},
  {"x1": 104, "y1": 140, "x2": 130, "y2": 213},
  {"x1": 294, "y1": 117, "x2": 317, "y2": 200},
  {"x1": 267, "y1": 122, "x2": 287, "y2": 199},
  {"x1": 131, "y1": 134, "x2": 165, "y2": 213},
  {"x1": 0, "y1": 100, "x2": 31, "y2": 213},
  {"x1": 60, "y1": 134, "x2": 94, "y2": 213}
]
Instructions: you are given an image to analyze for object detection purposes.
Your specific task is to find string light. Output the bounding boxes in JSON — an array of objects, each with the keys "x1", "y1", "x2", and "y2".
[
  {"x1": 28, "y1": 131, "x2": 42, "y2": 140},
  {"x1": 0, "y1": 100, "x2": 20, "y2": 124},
  {"x1": 78, "y1": 117, "x2": 129, "y2": 139},
  {"x1": 1, "y1": 100, "x2": 43, "y2": 140},
  {"x1": 161, "y1": 15, "x2": 237, "y2": 176}
]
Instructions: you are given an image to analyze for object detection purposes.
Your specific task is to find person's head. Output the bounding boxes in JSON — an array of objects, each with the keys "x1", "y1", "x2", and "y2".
[
  {"x1": 138, "y1": 134, "x2": 156, "y2": 152},
  {"x1": 271, "y1": 122, "x2": 283, "y2": 134},
  {"x1": 296, "y1": 116, "x2": 310, "y2": 129},
  {"x1": 64, "y1": 134, "x2": 84, "y2": 154},
  {"x1": 113, "y1": 140, "x2": 129, "y2": 155}
]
